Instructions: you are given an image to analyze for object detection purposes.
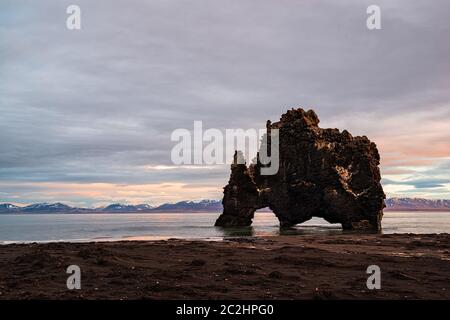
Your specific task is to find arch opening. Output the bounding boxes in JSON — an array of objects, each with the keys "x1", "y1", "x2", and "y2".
[{"x1": 253, "y1": 207, "x2": 279, "y2": 226}]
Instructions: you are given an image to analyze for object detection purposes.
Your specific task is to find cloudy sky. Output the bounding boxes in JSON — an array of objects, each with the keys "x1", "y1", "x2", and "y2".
[{"x1": 1, "y1": 0, "x2": 449, "y2": 207}]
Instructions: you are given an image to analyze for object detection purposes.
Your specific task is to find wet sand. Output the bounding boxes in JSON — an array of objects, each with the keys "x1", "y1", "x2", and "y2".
[{"x1": 0, "y1": 234, "x2": 449, "y2": 299}]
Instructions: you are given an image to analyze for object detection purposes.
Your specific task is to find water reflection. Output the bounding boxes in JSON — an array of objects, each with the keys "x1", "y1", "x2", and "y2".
[
  {"x1": 215, "y1": 222, "x2": 345, "y2": 238},
  {"x1": 215, "y1": 226, "x2": 255, "y2": 237},
  {"x1": 278, "y1": 225, "x2": 343, "y2": 236},
  {"x1": 216, "y1": 217, "x2": 390, "y2": 238}
]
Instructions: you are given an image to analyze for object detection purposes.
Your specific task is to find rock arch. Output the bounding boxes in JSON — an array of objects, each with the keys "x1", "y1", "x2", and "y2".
[{"x1": 215, "y1": 108, "x2": 385, "y2": 231}]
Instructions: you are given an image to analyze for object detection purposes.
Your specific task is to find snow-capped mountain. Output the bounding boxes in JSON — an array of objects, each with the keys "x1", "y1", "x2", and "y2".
[
  {"x1": 385, "y1": 198, "x2": 450, "y2": 210},
  {"x1": 98, "y1": 203, "x2": 154, "y2": 212},
  {"x1": 0, "y1": 203, "x2": 20, "y2": 212},
  {"x1": 135, "y1": 204, "x2": 153, "y2": 211},
  {"x1": 2, "y1": 198, "x2": 448, "y2": 214},
  {"x1": 150, "y1": 200, "x2": 222, "y2": 212},
  {"x1": 21, "y1": 203, "x2": 74, "y2": 212},
  {"x1": 0, "y1": 200, "x2": 221, "y2": 213}
]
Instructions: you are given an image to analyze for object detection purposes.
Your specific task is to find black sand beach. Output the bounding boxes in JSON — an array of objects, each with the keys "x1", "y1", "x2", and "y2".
[{"x1": 0, "y1": 233, "x2": 449, "y2": 300}]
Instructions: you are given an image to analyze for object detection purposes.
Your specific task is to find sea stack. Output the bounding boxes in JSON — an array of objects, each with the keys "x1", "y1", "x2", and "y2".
[{"x1": 215, "y1": 108, "x2": 385, "y2": 231}]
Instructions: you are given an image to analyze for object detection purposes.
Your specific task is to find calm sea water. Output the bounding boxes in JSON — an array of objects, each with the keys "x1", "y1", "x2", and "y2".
[{"x1": 0, "y1": 211, "x2": 449, "y2": 244}]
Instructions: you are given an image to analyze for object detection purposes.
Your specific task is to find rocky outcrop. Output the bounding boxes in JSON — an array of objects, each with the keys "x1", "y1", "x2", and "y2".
[{"x1": 215, "y1": 108, "x2": 385, "y2": 231}]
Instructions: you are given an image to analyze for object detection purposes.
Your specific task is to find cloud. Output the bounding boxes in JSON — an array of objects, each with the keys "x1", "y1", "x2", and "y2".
[
  {"x1": 382, "y1": 178, "x2": 450, "y2": 189},
  {"x1": 381, "y1": 160, "x2": 450, "y2": 198},
  {"x1": 0, "y1": 181, "x2": 222, "y2": 207},
  {"x1": 1, "y1": 0, "x2": 449, "y2": 204}
]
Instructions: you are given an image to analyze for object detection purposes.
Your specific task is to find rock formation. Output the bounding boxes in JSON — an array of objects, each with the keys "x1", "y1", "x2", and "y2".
[{"x1": 215, "y1": 108, "x2": 385, "y2": 231}]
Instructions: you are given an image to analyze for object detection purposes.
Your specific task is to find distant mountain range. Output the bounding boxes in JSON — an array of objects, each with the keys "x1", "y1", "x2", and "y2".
[
  {"x1": 0, "y1": 200, "x2": 222, "y2": 214},
  {"x1": 385, "y1": 198, "x2": 450, "y2": 211},
  {"x1": 0, "y1": 198, "x2": 449, "y2": 214}
]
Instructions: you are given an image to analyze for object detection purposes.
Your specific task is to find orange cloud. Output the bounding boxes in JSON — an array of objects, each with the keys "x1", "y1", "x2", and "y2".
[{"x1": 0, "y1": 181, "x2": 222, "y2": 207}]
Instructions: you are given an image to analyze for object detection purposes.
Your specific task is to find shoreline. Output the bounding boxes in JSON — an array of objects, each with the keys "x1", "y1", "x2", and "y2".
[
  {"x1": 0, "y1": 236, "x2": 227, "y2": 246},
  {"x1": 1, "y1": 209, "x2": 450, "y2": 215},
  {"x1": 0, "y1": 233, "x2": 449, "y2": 299},
  {"x1": 2, "y1": 231, "x2": 450, "y2": 246}
]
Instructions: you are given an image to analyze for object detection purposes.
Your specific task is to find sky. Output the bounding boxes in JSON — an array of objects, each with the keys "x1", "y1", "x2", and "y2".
[{"x1": 0, "y1": 0, "x2": 449, "y2": 207}]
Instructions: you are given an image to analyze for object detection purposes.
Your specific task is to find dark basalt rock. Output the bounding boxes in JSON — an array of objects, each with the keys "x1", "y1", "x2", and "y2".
[{"x1": 215, "y1": 108, "x2": 385, "y2": 231}]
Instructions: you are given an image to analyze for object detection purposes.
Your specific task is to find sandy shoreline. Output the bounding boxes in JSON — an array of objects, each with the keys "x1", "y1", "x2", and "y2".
[{"x1": 0, "y1": 234, "x2": 449, "y2": 300}]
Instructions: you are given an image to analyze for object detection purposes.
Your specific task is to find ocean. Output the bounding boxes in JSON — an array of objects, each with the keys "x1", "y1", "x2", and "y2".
[{"x1": 0, "y1": 211, "x2": 449, "y2": 244}]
